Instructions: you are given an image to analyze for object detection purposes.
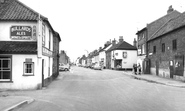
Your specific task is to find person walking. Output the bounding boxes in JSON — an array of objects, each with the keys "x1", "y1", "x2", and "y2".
[{"x1": 137, "y1": 63, "x2": 141, "y2": 75}]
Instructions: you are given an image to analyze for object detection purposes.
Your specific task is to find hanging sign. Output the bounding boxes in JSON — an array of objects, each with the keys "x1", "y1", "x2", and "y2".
[{"x1": 10, "y1": 26, "x2": 32, "y2": 40}]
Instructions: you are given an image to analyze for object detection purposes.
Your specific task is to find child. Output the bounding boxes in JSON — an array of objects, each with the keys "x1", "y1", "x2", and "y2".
[{"x1": 133, "y1": 64, "x2": 137, "y2": 75}]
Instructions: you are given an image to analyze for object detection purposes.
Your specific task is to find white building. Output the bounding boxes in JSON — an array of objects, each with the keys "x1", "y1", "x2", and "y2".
[
  {"x1": 99, "y1": 42, "x2": 112, "y2": 68},
  {"x1": 106, "y1": 37, "x2": 137, "y2": 70},
  {"x1": 0, "y1": 0, "x2": 60, "y2": 90}
]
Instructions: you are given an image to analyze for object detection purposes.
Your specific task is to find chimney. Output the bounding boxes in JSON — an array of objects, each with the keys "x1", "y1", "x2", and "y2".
[
  {"x1": 112, "y1": 38, "x2": 116, "y2": 46},
  {"x1": 167, "y1": 5, "x2": 174, "y2": 14},
  {"x1": 119, "y1": 36, "x2": 124, "y2": 43},
  {"x1": 99, "y1": 47, "x2": 102, "y2": 51},
  {"x1": 133, "y1": 38, "x2": 137, "y2": 47}
]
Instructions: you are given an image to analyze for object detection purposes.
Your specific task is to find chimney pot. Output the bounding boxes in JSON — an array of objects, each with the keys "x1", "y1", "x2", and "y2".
[
  {"x1": 167, "y1": 5, "x2": 174, "y2": 14},
  {"x1": 119, "y1": 36, "x2": 124, "y2": 42}
]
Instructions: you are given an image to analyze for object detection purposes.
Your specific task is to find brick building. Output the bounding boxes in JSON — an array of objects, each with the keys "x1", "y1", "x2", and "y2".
[
  {"x1": 136, "y1": 6, "x2": 181, "y2": 74},
  {"x1": 148, "y1": 12, "x2": 185, "y2": 81}
]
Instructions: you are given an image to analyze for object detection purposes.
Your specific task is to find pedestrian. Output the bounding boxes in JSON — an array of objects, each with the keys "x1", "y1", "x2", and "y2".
[
  {"x1": 133, "y1": 64, "x2": 137, "y2": 75},
  {"x1": 137, "y1": 63, "x2": 141, "y2": 75}
]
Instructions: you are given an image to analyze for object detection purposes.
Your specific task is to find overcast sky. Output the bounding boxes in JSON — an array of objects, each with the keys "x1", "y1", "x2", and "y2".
[{"x1": 20, "y1": 0, "x2": 185, "y2": 62}]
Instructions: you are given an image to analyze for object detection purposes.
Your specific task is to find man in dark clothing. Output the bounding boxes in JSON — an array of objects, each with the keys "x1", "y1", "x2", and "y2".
[{"x1": 133, "y1": 64, "x2": 137, "y2": 75}]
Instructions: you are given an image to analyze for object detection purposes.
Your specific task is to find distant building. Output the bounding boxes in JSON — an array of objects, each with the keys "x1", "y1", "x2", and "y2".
[
  {"x1": 59, "y1": 50, "x2": 70, "y2": 65},
  {"x1": 106, "y1": 36, "x2": 137, "y2": 70}
]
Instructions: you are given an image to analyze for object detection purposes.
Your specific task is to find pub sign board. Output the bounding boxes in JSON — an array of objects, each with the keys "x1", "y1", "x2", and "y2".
[{"x1": 10, "y1": 26, "x2": 32, "y2": 40}]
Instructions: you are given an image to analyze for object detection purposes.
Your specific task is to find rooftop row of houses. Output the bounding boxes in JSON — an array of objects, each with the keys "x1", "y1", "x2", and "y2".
[
  {"x1": 0, "y1": 0, "x2": 61, "y2": 90},
  {"x1": 78, "y1": 36, "x2": 138, "y2": 70},
  {"x1": 137, "y1": 5, "x2": 185, "y2": 81}
]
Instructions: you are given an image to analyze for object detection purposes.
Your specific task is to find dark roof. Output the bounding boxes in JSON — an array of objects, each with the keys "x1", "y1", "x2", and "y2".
[
  {"x1": 136, "y1": 27, "x2": 147, "y2": 35},
  {"x1": 0, "y1": 41, "x2": 37, "y2": 54},
  {"x1": 0, "y1": 0, "x2": 60, "y2": 40},
  {"x1": 147, "y1": 10, "x2": 181, "y2": 40},
  {"x1": 99, "y1": 43, "x2": 111, "y2": 52},
  {"x1": 149, "y1": 12, "x2": 185, "y2": 41},
  {"x1": 0, "y1": 0, "x2": 47, "y2": 21},
  {"x1": 106, "y1": 41, "x2": 137, "y2": 52}
]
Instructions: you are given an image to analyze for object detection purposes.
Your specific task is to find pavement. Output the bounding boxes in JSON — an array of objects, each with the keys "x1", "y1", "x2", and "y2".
[
  {"x1": 1, "y1": 70, "x2": 185, "y2": 111},
  {"x1": 0, "y1": 93, "x2": 34, "y2": 111},
  {"x1": 123, "y1": 71, "x2": 185, "y2": 88}
]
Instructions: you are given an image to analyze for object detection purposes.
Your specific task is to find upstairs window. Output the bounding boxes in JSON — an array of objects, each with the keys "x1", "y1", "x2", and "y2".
[
  {"x1": 153, "y1": 46, "x2": 156, "y2": 54},
  {"x1": 162, "y1": 43, "x2": 165, "y2": 52},
  {"x1": 172, "y1": 39, "x2": 177, "y2": 51}
]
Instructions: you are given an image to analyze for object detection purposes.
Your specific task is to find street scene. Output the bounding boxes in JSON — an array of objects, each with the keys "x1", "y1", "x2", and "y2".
[
  {"x1": 1, "y1": 66, "x2": 185, "y2": 111},
  {"x1": 1, "y1": 0, "x2": 185, "y2": 111}
]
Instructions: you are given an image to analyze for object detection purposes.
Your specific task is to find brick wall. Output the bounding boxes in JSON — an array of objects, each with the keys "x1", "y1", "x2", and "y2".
[{"x1": 148, "y1": 26, "x2": 185, "y2": 80}]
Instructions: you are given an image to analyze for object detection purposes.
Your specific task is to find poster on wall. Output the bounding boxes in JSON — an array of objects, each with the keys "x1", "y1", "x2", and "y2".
[{"x1": 10, "y1": 26, "x2": 32, "y2": 40}]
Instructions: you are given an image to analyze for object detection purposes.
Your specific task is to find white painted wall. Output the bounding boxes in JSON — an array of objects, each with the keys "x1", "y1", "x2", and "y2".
[
  {"x1": 0, "y1": 55, "x2": 41, "y2": 90},
  {"x1": 0, "y1": 22, "x2": 37, "y2": 41},
  {"x1": 111, "y1": 50, "x2": 137, "y2": 69}
]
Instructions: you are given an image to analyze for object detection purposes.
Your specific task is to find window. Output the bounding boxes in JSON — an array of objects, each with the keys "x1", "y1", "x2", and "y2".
[
  {"x1": 153, "y1": 46, "x2": 156, "y2": 54},
  {"x1": 162, "y1": 43, "x2": 165, "y2": 52},
  {"x1": 142, "y1": 44, "x2": 146, "y2": 54},
  {"x1": 0, "y1": 56, "x2": 11, "y2": 81},
  {"x1": 49, "y1": 30, "x2": 51, "y2": 50},
  {"x1": 172, "y1": 39, "x2": 177, "y2": 51},
  {"x1": 42, "y1": 24, "x2": 46, "y2": 46},
  {"x1": 23, "y1": 62, "x2": 34, "y2": 76},
  {"x1": 123, "y1": 52, "x2": 127, "y2": 58}
]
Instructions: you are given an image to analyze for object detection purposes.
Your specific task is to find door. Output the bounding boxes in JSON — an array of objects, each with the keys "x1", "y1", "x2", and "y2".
[
  {"x1": 42, "y1": 59, "x2": 44, "y2": 87},
  {"x1": 174, "y1": 55, "x2": 184, "y2": 76},
  {"x1": 156, "y1": 61, "x2": 159, "y2": 76},
  {"x1": 169, "y1": 60, "x2": 174, "y2": 78}
]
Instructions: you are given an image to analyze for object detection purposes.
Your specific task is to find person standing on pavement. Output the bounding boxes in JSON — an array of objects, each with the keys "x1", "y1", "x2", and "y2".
[
  {"x1": 137, "y1": 63, "x2": 141, "y2": 75},
  {"x1": 133, "y1": 64, "x2": 137, "y2": 75}
]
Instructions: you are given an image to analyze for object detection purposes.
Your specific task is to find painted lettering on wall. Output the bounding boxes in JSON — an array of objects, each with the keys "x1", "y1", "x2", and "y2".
[{"x1": 10, "y1": 26, "x2": 32, "y2": 40}]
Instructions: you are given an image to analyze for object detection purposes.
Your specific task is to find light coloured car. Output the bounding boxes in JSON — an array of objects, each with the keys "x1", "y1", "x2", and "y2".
[
  {"x1": 59, "y1": 63, "x2": 70, "y2": 71},
  {"x1": 93, "y1": 64, "x2": 102, "y2": 70}
]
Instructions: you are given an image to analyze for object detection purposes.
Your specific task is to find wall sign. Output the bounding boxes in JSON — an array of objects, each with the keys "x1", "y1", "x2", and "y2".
[
  {"x1": 10, "y1": 26, "x2": 32, "y2": 40},
  {"x1": 42, "y1": 47, "x2": 53, "y2": 57}
]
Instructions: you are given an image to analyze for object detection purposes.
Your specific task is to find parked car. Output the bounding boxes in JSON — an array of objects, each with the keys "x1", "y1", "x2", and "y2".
[
  {"x1": 59, "y1": 63, "x2": 70, "y2": 71},
  {"x1": 93, "y1": 64, "x2": 102, "y2": 70}
]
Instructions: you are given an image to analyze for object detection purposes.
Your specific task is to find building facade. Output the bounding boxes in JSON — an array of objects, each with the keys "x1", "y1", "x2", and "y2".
[
  {"x1": 106, "y1": 37, "x2": 137, "y2": 70},
  {"x1": 0, "y1": 0, "x2": 60, "y2": 90},
  {"x1": 148, "y1": 12, "x2": 185, "y2": 81}
]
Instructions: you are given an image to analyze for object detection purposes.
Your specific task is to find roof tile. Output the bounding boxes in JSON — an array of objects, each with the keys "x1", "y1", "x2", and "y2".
[{"x1": 0, "y1": 41, "x2": 37, "y2": 54}]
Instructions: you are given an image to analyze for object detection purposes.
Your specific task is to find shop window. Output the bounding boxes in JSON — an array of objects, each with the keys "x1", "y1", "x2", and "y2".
[
  {"x1": 0, "y1": 56, "x2": 11, "y2": 81},
  {"x1": 23, "y1": 62, "x2": 34, "y2": 76}
]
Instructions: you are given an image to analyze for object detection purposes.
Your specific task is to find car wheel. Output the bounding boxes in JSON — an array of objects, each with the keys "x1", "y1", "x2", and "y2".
[{"x1": 65, "y1": 68, "x2": 68, "y2": 71}]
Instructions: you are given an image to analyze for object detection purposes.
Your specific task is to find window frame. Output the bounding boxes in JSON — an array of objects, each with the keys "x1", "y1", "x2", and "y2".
[
  {"x1": 162, "y1": 43, "x2": 165, "y2": 52},
  {"x1": 0, "y1": 55, "x2": 12, "y2": 82},
  {"x1": 23, "y1": 62, "x2": 34, "y2": 76},
  {"x1": 153, "y1": 46, "x2": 156, "y2": 54},
  {"x1": 172, "y1": 39, "x2": 177, "y2": 51}
]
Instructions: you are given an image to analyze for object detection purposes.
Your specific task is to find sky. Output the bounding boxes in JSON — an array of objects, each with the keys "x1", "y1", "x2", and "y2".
[{"x1": 20, "y1": 0, "x2": 185, "y2": 62}]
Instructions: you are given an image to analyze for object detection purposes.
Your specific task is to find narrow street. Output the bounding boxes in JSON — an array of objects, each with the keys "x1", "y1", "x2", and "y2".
[{"x1": 11, "y1": 66, "x2": 185, "y2": 111}]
